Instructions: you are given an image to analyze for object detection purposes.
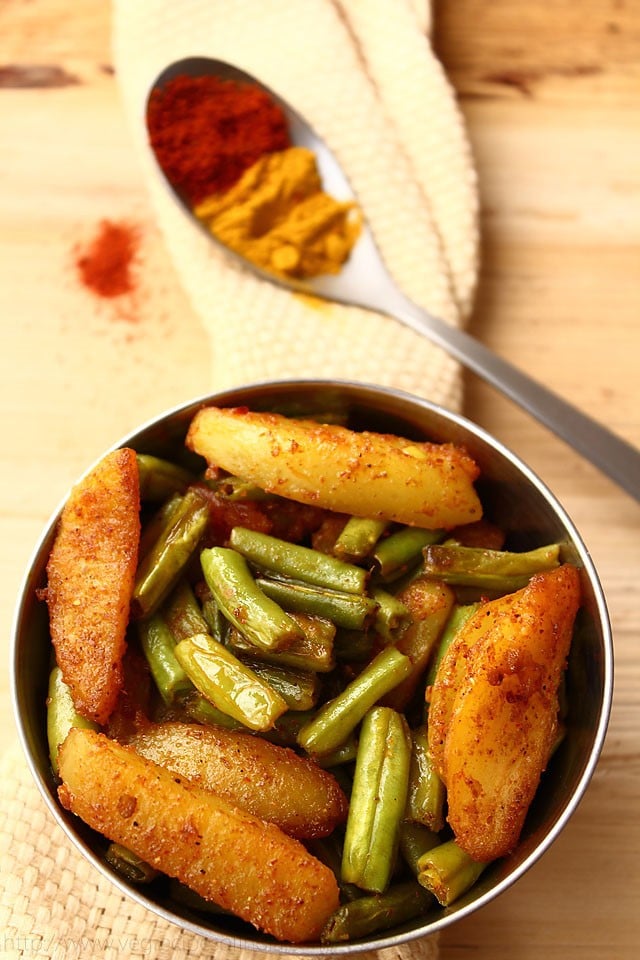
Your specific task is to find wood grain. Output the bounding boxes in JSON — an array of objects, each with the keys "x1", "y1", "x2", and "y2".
[{"x1": 1, "y1": 2, "x2": 638, "y2": 958}]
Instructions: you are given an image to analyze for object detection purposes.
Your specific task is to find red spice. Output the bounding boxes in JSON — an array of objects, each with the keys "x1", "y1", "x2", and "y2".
[
  {"x1": 75, "y1": 220, "x2": 139, "y2": 299},
  {"x1": 146, "y1": 74, "x2": 290, "y2": 205}
]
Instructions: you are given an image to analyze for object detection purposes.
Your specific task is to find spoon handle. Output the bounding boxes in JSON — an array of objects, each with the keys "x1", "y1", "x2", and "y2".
[{"x1": 387, "y1": 293, "x2": 640, "y2": 502}]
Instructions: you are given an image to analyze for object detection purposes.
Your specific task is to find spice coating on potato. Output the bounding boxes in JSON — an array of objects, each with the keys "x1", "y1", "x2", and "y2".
[
  {"x1": 44, "y1": 448, "x2": 140, "y2": 724},
  {"x1": 58, "y1": 728, "x2": 340, "y2": 943},
  {"x1": 428, "y1": 564, "x2": 581, "y2": 862},
  {"x1": 186, "y1": 406, "x2": 482, "y2": 530},
  {"x1": 126, "y1": 720, "x2": 348, "y2": 838}
]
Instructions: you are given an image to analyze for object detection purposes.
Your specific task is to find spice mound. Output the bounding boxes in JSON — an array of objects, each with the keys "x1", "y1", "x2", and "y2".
[
  {"x1": 146, "y1": 73, "x2": 361, "y2": 280},
  {"x1": 194, "y1": 147, "x2": 361, "y2": 278}
]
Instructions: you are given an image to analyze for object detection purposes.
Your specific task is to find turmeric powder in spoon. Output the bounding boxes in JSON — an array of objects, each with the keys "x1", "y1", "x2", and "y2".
[{"x1": 194, "y1": 147, "x2": 361, "y2": 279}]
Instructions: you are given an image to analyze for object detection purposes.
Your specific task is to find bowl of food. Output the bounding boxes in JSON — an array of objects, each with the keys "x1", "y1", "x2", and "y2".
[{"x1": 12, "y1": 379, "x2": 613, "y2": 954}]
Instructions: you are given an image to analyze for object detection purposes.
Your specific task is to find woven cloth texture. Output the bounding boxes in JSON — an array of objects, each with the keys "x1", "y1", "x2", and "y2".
[
  {"x1": 2, "y1": 1, "x2": 478, "y2": 956},
  {"x1": 112, "y1": 0, "x2": 479, "y2": 411}
]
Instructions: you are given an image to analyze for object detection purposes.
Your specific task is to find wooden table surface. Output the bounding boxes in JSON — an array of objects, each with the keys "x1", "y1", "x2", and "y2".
[{"x1": 1, "y1": 2, "x2": 638, "y2": 958}]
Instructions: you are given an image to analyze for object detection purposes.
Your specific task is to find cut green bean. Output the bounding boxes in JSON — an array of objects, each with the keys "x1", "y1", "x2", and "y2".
[
  {"x1": 321, "y1": 881, "x2": 432, "y2": 943},
  {"x1": 371, "y1": 587, "x2": 410, "y2": 641},
  {"x1": 174, "y1": 632, "x2": 288, "y2": 731},
  {"x1": 105, "y1": 842, "x2": 159, "y2": 884},
  {"x1": 398, "y1": 822, "x2": 441, "y2": 877},
  {"x1": 417, "y1": 839, "x2": 487, "y2": 906},
  {"x1": 373, "y1": 527, "x2": 444, "y2": 580},
  {"x1": 342, "y1": 707, "x2": 412, "y2": 892},
  {"x1": 46, "y1": 666, "x2": 98, "y2": 776},
  {"x1": 136, "y1": 453, "x2": 193, "y2": 501},
  {"x1": 230, "y1": 526, "x2": 369, "y2": 594},
  {"x1": 182, "y1": 693, "x2": 244, "y2": 730},
  {"x1": 161, "y1": 578, "x2": 209, "y2": 642},
  {"x1": 421, "y1": 542, "x2": 561, "y2": 592},
  {"x1": 406, "y1": 727, "x2": 446, "y2": 832},
  {"x1": 200, "y1": 547, "x2": 304, "y2": 651},
  {"x1": 316, "y1": 734, "x2": 359, "y2": 768},
  {"x1": 133, "y1": 489, "x2": 210, "y2": 619},
  {"x1": 333, "y1": 517, "x2": 389, "y2": 562},
  {"x1": 239, "y1": 656, "x2": 320, "y2": 711},
  {"x1": 297, "y1": 646, "x2": 412, "y2": 756},
  {"x1": 199, "y1": 591, "x2": 228, "y2": 645},
  {"x1": 309, "y1": 835, "x2": 363, "y2": 903},
  {"x1": 137, "y1": 614, "x2": 194, "y2": 706},
  {"x1": 204, "y1": 473, "x2": 272, "y2": 502},
  {"x1": 226, "y1": 612, "x2": 336, "y2": 673},
  {"x1": 425, "y1": 601, "x2": 482, "y2": 692},
  {"x1": 384, "y1": 579, "x2": 455, "y2": 712},
  {"x1": 257, "y1": 577, "x2": 378, "y2": 631}
]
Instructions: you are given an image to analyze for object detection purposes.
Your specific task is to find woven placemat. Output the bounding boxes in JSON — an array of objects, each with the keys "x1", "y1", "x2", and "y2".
[
  {"x1": 2, "y1": 1, "x2": 478, "y2": 955},
  {"x1": 112, "y1": 0, "x2": 479, "y2": 409}
]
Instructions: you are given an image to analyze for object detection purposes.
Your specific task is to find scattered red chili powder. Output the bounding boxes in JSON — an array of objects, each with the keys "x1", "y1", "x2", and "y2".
[
  {"x1": 75, "y1": 219, "x2": 139, "y2": 299},
  {"x1": 146, "y1": 74, "x2": 290, "y2": 205}
]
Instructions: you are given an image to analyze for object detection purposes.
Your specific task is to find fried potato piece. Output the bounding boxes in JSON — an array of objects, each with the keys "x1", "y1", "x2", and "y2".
[
  {"x1": 125, "y1": 720, "x2": 348, "y2": 838},
  {"x1": 428, "y1": 564, "x2": 581, "y2": 862},
  {"x1": 58, "y1": 728, "x2": 340, "y2": 944},
  {"x1": 45, "y1": 448, "x2": 140, "y2": 724},
  {"x1": 186, "y1": 406, "x2": 482, "y2": 530}
]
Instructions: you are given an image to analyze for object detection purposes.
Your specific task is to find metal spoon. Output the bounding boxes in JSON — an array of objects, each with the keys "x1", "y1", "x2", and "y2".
[{"x1": 148, "y1": 57, "x2": 640, "y2": 502}]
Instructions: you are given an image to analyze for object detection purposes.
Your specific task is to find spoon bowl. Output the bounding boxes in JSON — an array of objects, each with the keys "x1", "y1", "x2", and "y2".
[{"x1": 147, "y1": 57, "x2": 640, "y2": 501}]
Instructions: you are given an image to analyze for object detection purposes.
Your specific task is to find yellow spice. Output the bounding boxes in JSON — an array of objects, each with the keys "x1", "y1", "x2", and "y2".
[{"x1": 193, "y1": 147, "x2": 361, "y2": 279}]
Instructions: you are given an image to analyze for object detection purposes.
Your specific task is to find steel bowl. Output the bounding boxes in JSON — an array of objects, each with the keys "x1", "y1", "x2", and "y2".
[{"x1": 11, "y1": 379, "x2": 613, "y2": 955}]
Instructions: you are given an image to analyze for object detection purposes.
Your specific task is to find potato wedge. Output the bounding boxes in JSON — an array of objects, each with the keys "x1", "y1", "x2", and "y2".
[
  {"x1": 428, "y1": 565, "x2": 580, "y2": 862},
  {"x1": 126, "y1": 720, "x2": 348, "y2": 838},
  {"x1": 58, "y1": 728, "x2": 340, "y2": 943},
  {"x1": 186, "y1": 406, "x2": 482, "y2": 530},
  {"x1": 44, "y1": 448, "x2": 140, "y2": 724}
]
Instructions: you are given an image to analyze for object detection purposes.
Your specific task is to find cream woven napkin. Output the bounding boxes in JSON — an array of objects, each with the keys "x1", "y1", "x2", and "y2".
[
  {"x1": 112, "y1": 0, "x2": 479, "y2": 412},
  {"x1": 1, "y1": 2, "x2": 479, "y2": 956}
]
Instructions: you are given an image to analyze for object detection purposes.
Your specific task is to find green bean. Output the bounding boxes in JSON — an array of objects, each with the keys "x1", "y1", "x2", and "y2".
[
  {"x1": 342, "y1": 707, "x2": 412, "y2": 892},
  {"x1": 182, "y1": 693, "x2": 244, "y2": 730},
  {"x1": 136, "y1": 453, "x2": 193, "y2": 501},
  {"x1": 257, "y1": 577, "x2": 378, "y2": 630},
  {"x1": 239, "y1": 656, "x2": 320, "y2": 711},
  {"x1": 138, "y1": 492, "x2": 182, "y2": 561},
  {"x1": 421, "y1": 542, "x2": 561, "y2": 592},
  {"x1": 424, "y1": 601, "x2": 482, "y2": 692},
  {"x1": 204, "y1": 474, "x2": 272, "y2": 502},
  {"x1": 46, "y1": 666, "x2": 98, "y2": 776},
  {"x1": 105, "y1": 842, "x2": 159, "y2": 884},
  {"x1": 333, "y1": 517, "x2": 389, "y2": 562},
  {"x1": 226, "y1": 613, "x2": 336, "y2": 673},
  {"x1": 133, "y1": 489, "x2": 210, "y2": 619},
  {"x1": 417, "y1": 839, "x2": 487, "y2": 906},
  {"x1": 406, "y1": 727, "x2": 446, "y2": 832},
  {"x1": 161, "y1": 578, "x2": 209, "y2": 642},
  {"x1": 373, "y1": 527, "x2": 444, "y2": 580},
  {"x1": 199, "y1": 591, "x2": 228, "y2": 645},
  {"x1": 200, "y1": 547, "x2": 304, "y2": 651},
  {"x1": 229, "y1": 526, "x2": 369, "y2": 595},
  {"x1": 371, "y1": 588, "x2": 410, "y2": 641},
  {"x1": 384, "y1": 579, "x2": 455, "y2": 712},
  {"x1": 398, "y1": 822, "x2": 441, "y2": 876},
  {"x1": 315, "y1": 734, "x2": 359, "y2": 768},
  {"x1": 333, "y1": 629, "x2": 375, "y2": 663},
  {"x1": 137, "y1": 614, "x2": 194, "y2": 706},
  {"x1": 321, "y1": 881, "x2": 432, "y2": 943},
  {"x1": 174, "y1": 632, "x2": 288, "y2": 731},
  {"x1": 297, "y1": 646, "x2": 412, "y2": 757},
  {"x1": 309, "y1": 835, "x2": 363, "y2": 903}
]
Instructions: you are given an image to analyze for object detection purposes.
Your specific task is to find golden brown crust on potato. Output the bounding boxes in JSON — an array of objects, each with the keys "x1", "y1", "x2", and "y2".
[
  {"x1": 125, "y1": 720, "x2": 348, "y2": 838},
  {"x1": 428, "y1": 564, "x2": 581, "y2": 862},
  {"x1": 45, "y1": 448, "x2": 140, "y2": 724},
  {"x1": 186, "y1": 406, "x2": 482, "y2": 530},
  {"x1": 58, "y1": 729, "x2": 340, "y2": 943}
]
